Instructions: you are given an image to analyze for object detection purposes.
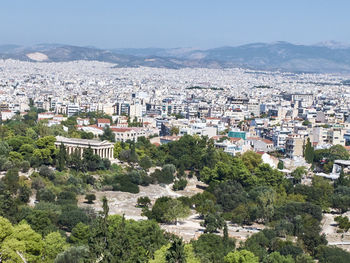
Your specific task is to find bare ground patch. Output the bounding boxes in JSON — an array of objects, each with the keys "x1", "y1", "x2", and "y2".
[{"x1": 78, "y1": 177, "x2": 262, "y2": 242}]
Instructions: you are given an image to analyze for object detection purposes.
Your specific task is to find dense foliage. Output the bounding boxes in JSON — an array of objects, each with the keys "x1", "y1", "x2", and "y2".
[{"x1": 0, "y1": 108, "x2": 350, "y2": 262}]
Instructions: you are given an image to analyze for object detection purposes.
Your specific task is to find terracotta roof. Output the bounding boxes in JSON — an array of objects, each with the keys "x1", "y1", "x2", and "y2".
[
  {"x1": 247, "y1": 137, "x2": 273, "y2": 144},
  {"x1": 230, "y1": 137, "x2": 242, "y2": 142},
  {"x1": 111, "y1": 128, "x2": 132, "y2": 133},
  {"x1": 87, "y1": 125, "x2": 103, "y2": 130},
  {"x1": 97, "y1": 118, "x2": 111, "y2": 123},
  {"x1": 211, "y1": 135, "x2": 225, "y2": 141},
  {"x1": 261, "y1": 139, "x2": 273, "y2": 144}
]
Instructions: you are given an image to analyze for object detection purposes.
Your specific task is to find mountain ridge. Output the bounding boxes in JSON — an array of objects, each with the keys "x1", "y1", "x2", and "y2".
[{"x1": 1, "y1": 42, "x2": 350, "y2": 73}]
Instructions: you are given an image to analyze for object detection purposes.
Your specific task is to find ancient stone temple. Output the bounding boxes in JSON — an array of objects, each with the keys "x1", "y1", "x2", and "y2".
[{"x1": 55, "y1": 136, "x2": 114, "y2": 160}]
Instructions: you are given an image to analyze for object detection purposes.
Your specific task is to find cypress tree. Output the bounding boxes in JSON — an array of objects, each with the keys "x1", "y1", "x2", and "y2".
[
  {"x1": 57, "y1": 142, "x2": 67, "y2": 171},
  {"x1": 304, "y1": 138, "x2": 314, "y2": 163}
]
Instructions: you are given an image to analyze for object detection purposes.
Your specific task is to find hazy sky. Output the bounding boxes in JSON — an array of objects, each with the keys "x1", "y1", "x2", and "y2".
[{"x1": 1, "y1": 0, "x2": 349, "y2": 48}]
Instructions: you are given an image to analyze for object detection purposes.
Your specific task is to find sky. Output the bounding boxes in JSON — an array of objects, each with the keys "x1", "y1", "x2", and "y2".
[{"x1": 1, "y1": 0, "x2": 349, "y2": 49}]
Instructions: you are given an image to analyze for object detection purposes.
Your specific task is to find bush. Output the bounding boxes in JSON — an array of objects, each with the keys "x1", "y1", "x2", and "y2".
[
  {"x1": 151, "y1": 164, "x2": 176, "y2": 184},
  {"x1": 113, "y1": 181, "x2": 139, "y2": 194},
  {"x1": 39, "y1": 165, "x2": 55, "y2": 180},
  {"x1": 140, "y1": 174, "x2": 155, "y2": 186},
  {"x1": 102, "y1": 158, "x2": 111, "y2": 170},
  {"x1": 57, "y1": 191, "x2": 77, "y2": 205},
  {"x1": 85, "y1": 194, "x2": 96, "y2": 204},
  {"x1": 173, "y1": 178, "x2": 187, "y2": 191},
  {"x1": 20, "y1": 161, "x2": 31, "y2": 173},
  {"x1": 36, "y1": 188, "x2": 56, "y2": 203},
  {"x1": 316, "y1": 245, "x2": 350, "y2": 263},
  {"x1": 31, "y1": 176, "x2": 46, "y2": 190},
  {"x1": 145, "y1": 197, "x2": 190, "y2": 224},
  {"x1": 137, "y1": 196, "x2": 151, "y2": 208},
  {"x1": 139, "y1": 156, "x2": 152, "y2": 170},
  {"x1": 58, "y1": 207, "x2": 90, "y2": 231}
]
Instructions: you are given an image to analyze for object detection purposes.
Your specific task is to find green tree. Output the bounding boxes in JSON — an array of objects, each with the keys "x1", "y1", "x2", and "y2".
[
  {"x1": 295, "y1": 254, "x2": 314, "y2": 263},
  {"x1": 201, "y1": 212, "x2": 225, "y2": 233},
  {"x1": 43, "y1": 232, "x2": 69, "y2": 262},
  {"x1": 242, "y1": 151, "x2": 262, "y2": 172},
  {"x1": 82, "y1": 147, "x2": 101, "y2": 171},
  {"x1": 0, "y1": 141, "x2": 11, "y2": 156},
  {"x1": 164, "y1": 199, "x2": 190, "y2": 224},
  {"x1": 0, "y1": 216, "x2": 13, "y2": 242},
  {"x1": 139, "y1": 155, "x2": 153, "y2": 170},
  {"x1": 166, "y1": 237, "x2": 186, "y2": 263},
  {"x1": 334, "y1": 216, "x2": 350, "y2": 232},
  {"x1": 224, "y1": 249, "x2": 259, "y2": 263},
  {"x1": 70, "y1": 222, "x2": 90, "y2": 245},
  {"x1": 312, "y1": 176, "x2": 333, "y2": 209},
  {"x1": 192, "y1": 233, "x2": 235, "y2": 263},
  {"x1": 332, "y1": 186, "x2": 350, "y2": 213},
  {"x1": 151, "y1": 244, "x2": 200, "y2": 263},
  {"x1": 57, "y1": 142, "x2": 67, "y2": 171},
  {"x1": 99, "y1": 126, "x2": 115, "y2": 142},
  {"x1": 173, "y1": 178, "x2": 188, "y2": 191},
  {"x1": 278, "y1": 160, "x2": 284, "y2": 170},
  {"x1": 36, "y1": 188, "x2": 56, "y2": 203},
  {"x1": 0, "y1": 221, "x2": 44, "y2": 263},
  {"x1": 137, "y1": 196, "x2": 151, "y2": 208},
  {"x1": 264, "y1": 252, "x2": 294, "y2": 263},
  {"x1": 3, "y1": 168, "x2": 20, "y2": 194},
  {"x1": 25, "y1": 209, "x2": 57, "y2": 236},
  {"x1": 315, "y1": 245, "x2": 350, "y2": 263},
  {"x1": 85, "y1": 193, "x2": 96, "y2": 204},
  {"x1": 304, "y1": 138, "x2": 314, "y2": 164},
  {"x1": 291, "y1": 166, "x2": 307, "y2": 184},
  {"x1": 54, "y1": 246, "x2": 89, "y2": 263}
]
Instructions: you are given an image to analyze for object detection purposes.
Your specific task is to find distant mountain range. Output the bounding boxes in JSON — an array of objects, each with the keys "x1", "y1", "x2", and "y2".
[{"x1": 1, "y1": 41, "x2": 350, "y2": 73}]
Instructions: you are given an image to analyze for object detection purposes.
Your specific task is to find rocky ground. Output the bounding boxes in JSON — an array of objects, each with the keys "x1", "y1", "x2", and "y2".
[
  {"x1": 321, "y1": 212, "x2": 350, "y2": 251},
  {"x1": 78, "y1": 177, "x2": 264, "y2": 242}
]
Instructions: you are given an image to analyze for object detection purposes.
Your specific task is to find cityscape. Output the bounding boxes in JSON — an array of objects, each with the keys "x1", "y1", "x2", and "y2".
[{"x1": 1, "y1": 1, "x2": 350, "y2": 262}]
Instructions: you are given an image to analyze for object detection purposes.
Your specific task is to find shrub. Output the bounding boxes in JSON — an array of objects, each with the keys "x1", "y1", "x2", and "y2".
[
  {"x1": 20, "y1": 161, "x2": 31, "y2": 173},
  {"x1": 39, "y1": 165, "x2": 55, "y2": 180},
  {"x1": 85, "y1": 194, "x2": 96, "y2": 204},
  {"x1": 36, "y1": 188, "x2": 56, "y2": 203},
  {"x1": 137, "y1": 196, "x2": 151, "y2": 208},
  {"x1": 152, "y1": 164, "x2": 176, "y2": 184},
  {"x1": 173, "y1": 178, "x2": 188, "y2": 191}
]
